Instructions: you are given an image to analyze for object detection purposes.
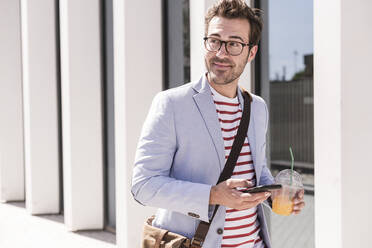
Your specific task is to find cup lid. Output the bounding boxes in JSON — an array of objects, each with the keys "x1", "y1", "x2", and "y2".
[{"x1": 275, "y1": 169, "x2": 303, "y2": 187}]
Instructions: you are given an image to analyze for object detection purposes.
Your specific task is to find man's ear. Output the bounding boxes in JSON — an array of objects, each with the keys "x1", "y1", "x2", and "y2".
[{"x1": 248, "y1": 45, "x2": 258, "y2": 62}]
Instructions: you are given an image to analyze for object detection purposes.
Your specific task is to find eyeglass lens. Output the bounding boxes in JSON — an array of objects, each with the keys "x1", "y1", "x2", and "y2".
[{"x1": 205, "y1": 38, "x2": 243, "y2": 56}]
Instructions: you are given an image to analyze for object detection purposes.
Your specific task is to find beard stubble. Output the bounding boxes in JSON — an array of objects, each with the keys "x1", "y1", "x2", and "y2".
[{"x1": 205, "y1": 55, "x2": 249, "y2": 86}]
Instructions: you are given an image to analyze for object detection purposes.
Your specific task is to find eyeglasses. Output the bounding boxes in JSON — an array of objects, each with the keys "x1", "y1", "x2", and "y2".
[{"x1": 203, "y1": 37, "x2": 253, "y2": 56}]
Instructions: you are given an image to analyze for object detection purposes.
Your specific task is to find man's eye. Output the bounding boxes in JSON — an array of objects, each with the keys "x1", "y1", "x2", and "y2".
[
  {"x1": 228, "y1": 42, "x2": 239, "y2": 47},
  {"x1": 209, "y1": 38, "x2": 219, "y2": 44}
]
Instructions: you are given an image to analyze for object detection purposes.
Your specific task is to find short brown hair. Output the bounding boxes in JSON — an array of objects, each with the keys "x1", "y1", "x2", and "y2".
[{"x1": 205, "y1": 0, "x2": 263, "y2": 45}]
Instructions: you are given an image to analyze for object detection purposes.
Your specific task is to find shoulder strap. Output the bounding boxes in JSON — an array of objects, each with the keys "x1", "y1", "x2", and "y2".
[
  {"x1": 217, "y1": 90, "x2": 251, "y2": 184},
  {"x1": 190, "y1": 90, "x2": 252, "y2": 248}
]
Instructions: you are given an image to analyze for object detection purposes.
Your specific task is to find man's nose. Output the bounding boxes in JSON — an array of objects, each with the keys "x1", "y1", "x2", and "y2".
[{"x1": 215, "y1": 43, "x2": 229, "y2": 57}]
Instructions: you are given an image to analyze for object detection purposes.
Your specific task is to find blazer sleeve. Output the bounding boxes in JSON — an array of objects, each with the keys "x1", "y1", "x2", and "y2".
[
  {"x1": 131, "y1": 91, "x2": 212, "y2": 222},
  {"x1": 258, "y1": 100, "x2": 275, "y2": 209},
  {"x1": 259, "y1": 100, "x2": 275, "y2": 186}
]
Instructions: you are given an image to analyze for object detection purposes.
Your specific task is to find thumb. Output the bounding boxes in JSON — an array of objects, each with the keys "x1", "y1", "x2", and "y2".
[{"x1": 226, "y1": 178, "x2": 252, "y2": 189}]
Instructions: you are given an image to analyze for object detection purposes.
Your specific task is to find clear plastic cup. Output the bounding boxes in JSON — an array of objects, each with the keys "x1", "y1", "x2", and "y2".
[{"x1": 271, "y1": 169, "x2": 303, "y2": 216}]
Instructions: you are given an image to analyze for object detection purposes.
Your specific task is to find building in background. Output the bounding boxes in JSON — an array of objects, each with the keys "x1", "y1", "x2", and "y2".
[
  {"x1": 0, "y1": 0, "x2": 371, "y2": 248},
  {"x1": 270, "y1": 55, "x2": 314, "y2": 185}
]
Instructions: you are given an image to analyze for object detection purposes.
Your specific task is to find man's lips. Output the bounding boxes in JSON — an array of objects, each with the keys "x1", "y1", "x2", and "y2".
[{"x1": 212, "y1": 62, "x2": 232, "y2": 70}]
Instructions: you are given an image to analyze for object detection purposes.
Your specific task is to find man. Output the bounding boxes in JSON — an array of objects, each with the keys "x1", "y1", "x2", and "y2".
[{"x1": 132, "y1": 0, "x2": 305, "y2": 247}]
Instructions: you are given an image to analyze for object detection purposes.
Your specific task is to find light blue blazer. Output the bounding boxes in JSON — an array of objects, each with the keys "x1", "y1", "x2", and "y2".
[{"x1": 132, "y1": 75, "x2": 274, "y2": 248}]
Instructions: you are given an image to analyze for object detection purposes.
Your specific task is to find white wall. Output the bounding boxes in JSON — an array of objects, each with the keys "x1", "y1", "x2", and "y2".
[
  {"x1": 59, "y1": 0, "x2": 104, "y2": 231},
  {"x1": 340, "y1": 0, "x2": 372, "y2": 247},
  {"x1": 314, "y1": 0, "x2": 372, "y2": 247},
  {"x1": 20, "y1": 0, "x2": 60, "y2": 215},
  {"x1": 0, "y1": 0, "x2": 25, "y2": 202},
  {"x1": 113, "y1": 0, "x2": 162, "y2": 247}
]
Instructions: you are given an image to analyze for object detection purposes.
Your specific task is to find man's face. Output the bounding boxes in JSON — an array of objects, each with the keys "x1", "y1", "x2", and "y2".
[{"x1": 204, "y1": 16, "x2": 257, "y2": 86}]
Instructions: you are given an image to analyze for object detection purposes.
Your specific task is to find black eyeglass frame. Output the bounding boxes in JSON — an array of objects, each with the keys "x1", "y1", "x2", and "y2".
[{"x1": 203, "y1": 37, "x2": 255, "y2": 56}]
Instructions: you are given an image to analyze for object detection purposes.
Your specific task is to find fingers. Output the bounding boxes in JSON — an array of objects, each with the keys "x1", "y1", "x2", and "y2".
[
  {"x1": 293, "y1": 201, "x2": 305, "y2": 209},
  {"x1": 292, "y1": 209, "x2": 302, "y2": 215},
  {"x1": 292, "y1": 202, "x2": 305, "y2": 215},
  {"x1": 292, "y1": 195, "x2": 305, "y2": 214},
  {"x1": 230, "y1": 188, "x2": 268, "y2": 201},
  {"x1": 293, "y1": 189, "x2": 305, "y2": 205},
  {"x1": 226, "y1": 178, "x2": 253, "y2": 189},
  {"x1": 295, "y1": 189, "x2": 305, "y2": 199},
  {"x1": 300, "y1": 189, "x2": 305, "y2": 197},
  {"x1": 215, "y1": 180, "x2": 271, "y2": 209},
  {"x1": 239, "y1": 191, "x2": 271, "y2": 202},
  {"x1": 236, "y1": 195, "x2": 270, "y2": 210},
  {"x1": 231, "y1": 191, "x2": 270, "y2": 210}
]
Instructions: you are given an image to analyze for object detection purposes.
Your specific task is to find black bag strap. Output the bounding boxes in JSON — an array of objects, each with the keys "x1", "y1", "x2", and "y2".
[{"x1": 190, "y1": 90, "x2": 252, "y2": 248}]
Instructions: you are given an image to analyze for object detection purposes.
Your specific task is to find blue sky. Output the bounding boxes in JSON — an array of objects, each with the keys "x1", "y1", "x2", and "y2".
[{"x1": 268, "y1": 0, "x2": 313, "y2": 80}]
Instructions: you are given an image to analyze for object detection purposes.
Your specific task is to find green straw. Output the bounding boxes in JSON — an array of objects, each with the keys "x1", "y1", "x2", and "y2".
[{"x1": 289, "y1": 147, "x2": 294, "y2": 185}]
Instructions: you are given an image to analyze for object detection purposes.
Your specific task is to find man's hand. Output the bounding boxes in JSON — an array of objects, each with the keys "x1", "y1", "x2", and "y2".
[
  {"x1": 209, "y1": 178, "x2": 271, "y2": 210},
  {"x1": 292, "y1": 189, "x2": 305, "y2": 215}
]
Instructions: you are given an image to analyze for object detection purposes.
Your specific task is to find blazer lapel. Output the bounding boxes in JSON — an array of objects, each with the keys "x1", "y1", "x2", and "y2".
[{"x1": 192, "y1": 76, "x2": 225, "y2": 171}]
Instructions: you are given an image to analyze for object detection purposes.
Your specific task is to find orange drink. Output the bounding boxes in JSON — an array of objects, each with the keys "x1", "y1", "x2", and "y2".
[
  {"x1": 272, "y1": 195, "x2": 293, "y2": 216},
  {"x1": 272, "y1": 169, "x2": 303, "y2": 216}
]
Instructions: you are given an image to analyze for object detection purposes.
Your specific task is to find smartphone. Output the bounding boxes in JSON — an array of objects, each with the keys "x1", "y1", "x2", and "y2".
[{"x1": 242, "y1": 184, "x2": 282, "y2": 193}]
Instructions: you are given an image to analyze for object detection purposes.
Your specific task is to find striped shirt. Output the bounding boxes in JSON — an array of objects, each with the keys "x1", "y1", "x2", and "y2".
[{"x1": 210, "y1": 86, "x2": 265, "y2": 248}]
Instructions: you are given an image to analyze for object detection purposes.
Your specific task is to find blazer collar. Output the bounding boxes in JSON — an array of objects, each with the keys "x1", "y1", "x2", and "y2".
[{"x1": 192, "y1": 74, "x2": 209, "y2": 94}]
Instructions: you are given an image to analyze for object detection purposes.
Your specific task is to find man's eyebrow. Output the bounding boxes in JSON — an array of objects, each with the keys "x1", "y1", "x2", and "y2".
[
  {"x1": 228, "y1": 35, "x2": 246, "y2": 43},
  {"x1": 208, "y1": 34, "x2": 246, "y2": 43}
]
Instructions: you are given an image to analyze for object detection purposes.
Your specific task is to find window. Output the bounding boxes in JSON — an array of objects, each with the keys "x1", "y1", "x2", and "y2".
[
  {"x1": 254, "y1": 0, "x2": 314, "y2": 247},
  {"x1": 163, "y1": 0, "x2": 190, "y2": 89},
  {"x1": 103, "y1": 0, "x2": 116, "y2": 232}
]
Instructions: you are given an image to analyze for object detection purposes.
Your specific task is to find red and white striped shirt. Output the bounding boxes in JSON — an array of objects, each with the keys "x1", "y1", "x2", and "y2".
[{"x1": 210, "y1": 86, "x2": 265, "y2": 248}]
